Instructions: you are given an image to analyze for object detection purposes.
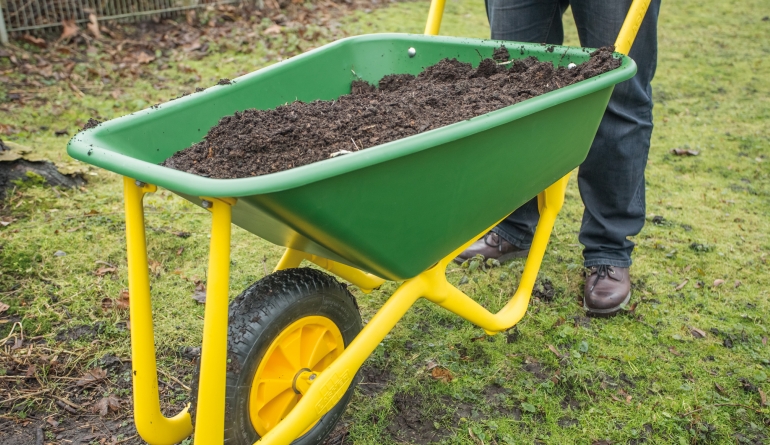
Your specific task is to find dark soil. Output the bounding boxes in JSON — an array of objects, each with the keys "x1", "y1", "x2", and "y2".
[
  {"x1": 357, "y1": 364, "x2": 393, "y2": 397},
  {"x1": 0, "y1": 159, "x2": 85, "y2": 199},
  {"x1": 386, "y1": 392, "x2": 472, "y2": 444},
  {"x1": 162, "y1": 46, "x2": 621, "y2": 179},
  {"x1": 532, "y1": 279, "x2": 556, "y2": 301},
  {"x1": 0, "y1": 343, "x2": 193, "y2": 445}
]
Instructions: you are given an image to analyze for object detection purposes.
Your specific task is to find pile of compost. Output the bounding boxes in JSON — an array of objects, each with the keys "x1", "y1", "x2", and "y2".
[{"x1": 161, "y1": 46, "x2": 621, "y2": 179}]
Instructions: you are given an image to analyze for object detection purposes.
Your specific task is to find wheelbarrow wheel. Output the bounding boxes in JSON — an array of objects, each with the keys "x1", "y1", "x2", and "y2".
[{"x1": 189, "y1": 267, "x2": 362, "y2": 444}]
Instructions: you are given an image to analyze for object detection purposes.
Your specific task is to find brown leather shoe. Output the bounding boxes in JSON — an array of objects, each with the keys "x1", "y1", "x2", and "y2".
[
  {"x1": 453, "y1": 232, "x2": 529, "y2": 264},
  {"x1": 583, "y1": 265, "x2": 631, "y2": 316}
]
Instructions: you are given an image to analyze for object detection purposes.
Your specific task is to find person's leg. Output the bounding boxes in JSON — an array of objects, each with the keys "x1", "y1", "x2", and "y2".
[
  {"x1": 486, "y1": 0, "x2": 570, "y2": 251},
  {"x1": 569, "y1": 0, "x2": 660, "y2": 314},
  {"x1": 570, "y1": 0, "x2": 660, "y2": 267}
]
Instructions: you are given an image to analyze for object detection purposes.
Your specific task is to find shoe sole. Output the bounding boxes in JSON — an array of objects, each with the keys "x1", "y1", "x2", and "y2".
[
  {"x1": 583, "y1": 290, "x2": 631, "y2": 317},
  {"x1": 452, "y1": 249, "x2": 530, "y2": 265}
]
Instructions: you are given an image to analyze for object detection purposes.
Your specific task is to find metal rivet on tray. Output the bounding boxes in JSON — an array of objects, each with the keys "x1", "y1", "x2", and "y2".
[
  {"x1": 201, "y1": 199, "x2": 213, "y2": 209},
  {"x1": 408, "y1": 47, "x2": 416, "y2": 58}
]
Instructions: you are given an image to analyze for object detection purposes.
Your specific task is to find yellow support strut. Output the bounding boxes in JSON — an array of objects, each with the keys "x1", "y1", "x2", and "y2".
[
  {"x1": 193, "y1": 197, "x2": 236, "y2": 445},
  {"x1": 123, "y1": 177, "x2": 193, "y2": 445}
]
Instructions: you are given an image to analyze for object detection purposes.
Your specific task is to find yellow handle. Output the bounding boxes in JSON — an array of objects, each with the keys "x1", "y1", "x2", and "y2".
[
  {"x1": 424, "y1": 0, "x2": 446, "y2": 35},
  {"x1": 614, "y1": 0, "x2": 652, "y2": 55}
]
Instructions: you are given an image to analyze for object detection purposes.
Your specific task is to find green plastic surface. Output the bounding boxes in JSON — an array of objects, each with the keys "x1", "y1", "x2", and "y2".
[{"x1": 68, "y1": 34, "x2": 636, "y2": 281}]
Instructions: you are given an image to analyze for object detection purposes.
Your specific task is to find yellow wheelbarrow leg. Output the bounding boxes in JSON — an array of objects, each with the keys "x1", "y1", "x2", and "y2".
[
  {"x1": 123, "y1": 177, "x2": 193, "y2": 445},
  {"x1": 194, "y1": 197, "x2": 236, "y2": 445},
  {"x1": 427, "y1": 174, "x2": 571, "y2": 334},
  {"x1": 275, "y1": 248, "x2": 386, "y2": 293}
]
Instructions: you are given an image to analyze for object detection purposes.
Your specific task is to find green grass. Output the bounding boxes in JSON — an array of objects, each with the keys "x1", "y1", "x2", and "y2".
[{"x1": 1, "y1": 0, "x2": 769, "y2": 443}]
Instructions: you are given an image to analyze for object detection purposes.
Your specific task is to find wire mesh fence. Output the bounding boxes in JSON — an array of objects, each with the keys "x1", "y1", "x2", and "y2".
[{"x1": 0, "y1": 0, "x2": 244, "y2": 44}]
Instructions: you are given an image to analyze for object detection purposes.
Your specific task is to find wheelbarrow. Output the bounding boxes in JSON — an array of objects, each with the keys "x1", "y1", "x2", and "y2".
[{"x1": 67, "y1": 0, "x2": 652, "y2": 443}]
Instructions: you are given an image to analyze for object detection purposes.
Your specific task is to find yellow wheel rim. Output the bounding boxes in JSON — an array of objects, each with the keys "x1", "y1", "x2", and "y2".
[{"x1": 249, "y1": 315, "x2": 345, "y2": 437}]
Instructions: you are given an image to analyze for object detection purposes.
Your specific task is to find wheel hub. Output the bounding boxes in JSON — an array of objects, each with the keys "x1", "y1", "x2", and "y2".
[{"x1": 248, "y1": 316, "x2": 345, "y2": 436}]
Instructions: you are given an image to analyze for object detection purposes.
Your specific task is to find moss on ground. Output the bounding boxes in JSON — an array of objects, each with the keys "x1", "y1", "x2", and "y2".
[{"x1": 1, "y1": 0, "x2": 768, "y2": 443}]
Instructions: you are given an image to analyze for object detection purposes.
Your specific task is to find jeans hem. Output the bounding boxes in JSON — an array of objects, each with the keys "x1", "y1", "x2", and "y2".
[
  {"x1": 492, "y1": 226, "x2": 532, "y2": 250},
  {"x1": 583, "y1": 258, "x2": 632, "y2": 268}
]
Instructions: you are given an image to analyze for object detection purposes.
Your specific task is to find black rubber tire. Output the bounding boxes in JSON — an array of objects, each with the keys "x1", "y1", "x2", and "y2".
[{"x1": 189, "y1": 268, "x2": 362, "y2": 445}]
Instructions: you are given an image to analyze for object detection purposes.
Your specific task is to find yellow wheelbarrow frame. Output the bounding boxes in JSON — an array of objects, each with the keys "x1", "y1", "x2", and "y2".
[{"x1": 122, "y1": 1, "x2": 652, "y2": 443}]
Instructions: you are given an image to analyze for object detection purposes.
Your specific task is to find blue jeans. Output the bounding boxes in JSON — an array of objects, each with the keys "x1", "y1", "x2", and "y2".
[{"x1": 485, "y1": 0, "x2": 661, "y2": 268}]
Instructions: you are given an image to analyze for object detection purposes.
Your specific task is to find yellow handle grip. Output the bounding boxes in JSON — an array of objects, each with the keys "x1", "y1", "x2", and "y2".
[
  {"x1": 614, "y1": 0, "x2": 652, "y2": 55},
  {"x1": 424, "y1": 0, "x2": 446, "y2": 35}
]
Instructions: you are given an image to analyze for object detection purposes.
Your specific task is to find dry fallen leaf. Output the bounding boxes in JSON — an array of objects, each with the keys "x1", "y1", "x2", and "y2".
[
  {"x1": 714, "y1": 382, "x2": 728, "y2": 396},
  {"x1": 734, "y1": 280, "x2": 742, "y2": 288},
  {"x1": 76, "y1": 368, "x2": 107, "y2": 387},
  {"x1": 264, "y1": 24, "x2": 282, "y2": 35},
  {"x1": 760, "y1": 388, "x2": 767, "y2": 407},
  {"x1": 670, "y1": 148, "x2": 700, "y2": 156},
  {"x1": 713, "y1": 279, "x2": 725, "y2": 287},
  {"x1": 92, "y1": 394, "x2": 121, "y2": 416},
  {"x1": 149, "y1": 259, "x2": 162, "y2": 276},
  {"x1": 689, "y1": 327, "x2": 707, "y2": 339},
  {"x1": 87, "y1": 14, "x2": 101, "y2": 39},
  {"x1": 430, "y1": 366, "x2": 453, "y2": 383},
  {"x1": 0, "y1": 301, "x2": 9, "y2": 313},
  {"x1": 95, "y1": 266, "x2": 117, "y2": 276},
  {"x1": 547, "y1": 344, "x2": 564, "y2": 358},
  {"x1": 60, "y1": 20, "x2": 79, "y2": 41},
  {"x1": 102, "y1": 290, "x2": 129, "y2": 311},
  {"x1": 101, "y1": 297, "x2": 114, "y2": 311},
  {"x1": 192, "y1": 282, "x2": 206, "y2": 304},
  {"x1": 675, "y1": 279, "x2": 688, "y2": 291},
  {"x1": 116, "y1": 290, "x2": 130, "y2": 310},
  {"x1": 668, "y1": 346, "x2": 682, "y2": 356},
  {"x1": 135, "y1": 51, "x2": 155, "y2": 64},
  {"x1": 21, "y1": 34, "x2": 46, "y2": 48}
]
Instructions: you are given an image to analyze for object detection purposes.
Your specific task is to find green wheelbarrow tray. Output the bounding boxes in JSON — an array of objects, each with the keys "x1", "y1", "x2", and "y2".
[{"x1": 67, "y1": 33, "x2": 636, "y2": 281}]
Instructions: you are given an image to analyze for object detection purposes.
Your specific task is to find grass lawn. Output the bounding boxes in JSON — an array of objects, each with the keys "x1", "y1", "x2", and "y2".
[{"x1": 1, "y1": 0, "x2": 769, "y2": 443}]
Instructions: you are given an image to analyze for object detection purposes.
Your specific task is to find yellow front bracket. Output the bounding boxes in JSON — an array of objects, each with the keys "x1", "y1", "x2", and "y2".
[
  {"x1": 123, "y1": 177, "x2": 193, "y2": 445},
  {"x1": 254, "y1": 174, "x2": 570, "y2": 444}
]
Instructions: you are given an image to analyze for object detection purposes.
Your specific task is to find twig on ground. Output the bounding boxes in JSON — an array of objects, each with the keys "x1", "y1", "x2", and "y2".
[
  {"x1": 158, "y1": 368, "x2": 191, "y2": 391},
  {"x1": 56, "y1": 399, "x2": 79, "y2": 414},
  {"x1": 115, "y1": 434, "x2": 139, "y2": 444},
  {"x1": 1, "y1": 387, "x2": 53, "y2": 406}
]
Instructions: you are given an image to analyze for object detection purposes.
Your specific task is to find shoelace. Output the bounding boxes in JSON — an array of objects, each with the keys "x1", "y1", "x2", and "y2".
[
  {"x1": 483, "y1": 233, "x2": 503, "y2": 252},
  {"x1": 588, "y1": 265, "x2": 614, "y2": 291}
]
